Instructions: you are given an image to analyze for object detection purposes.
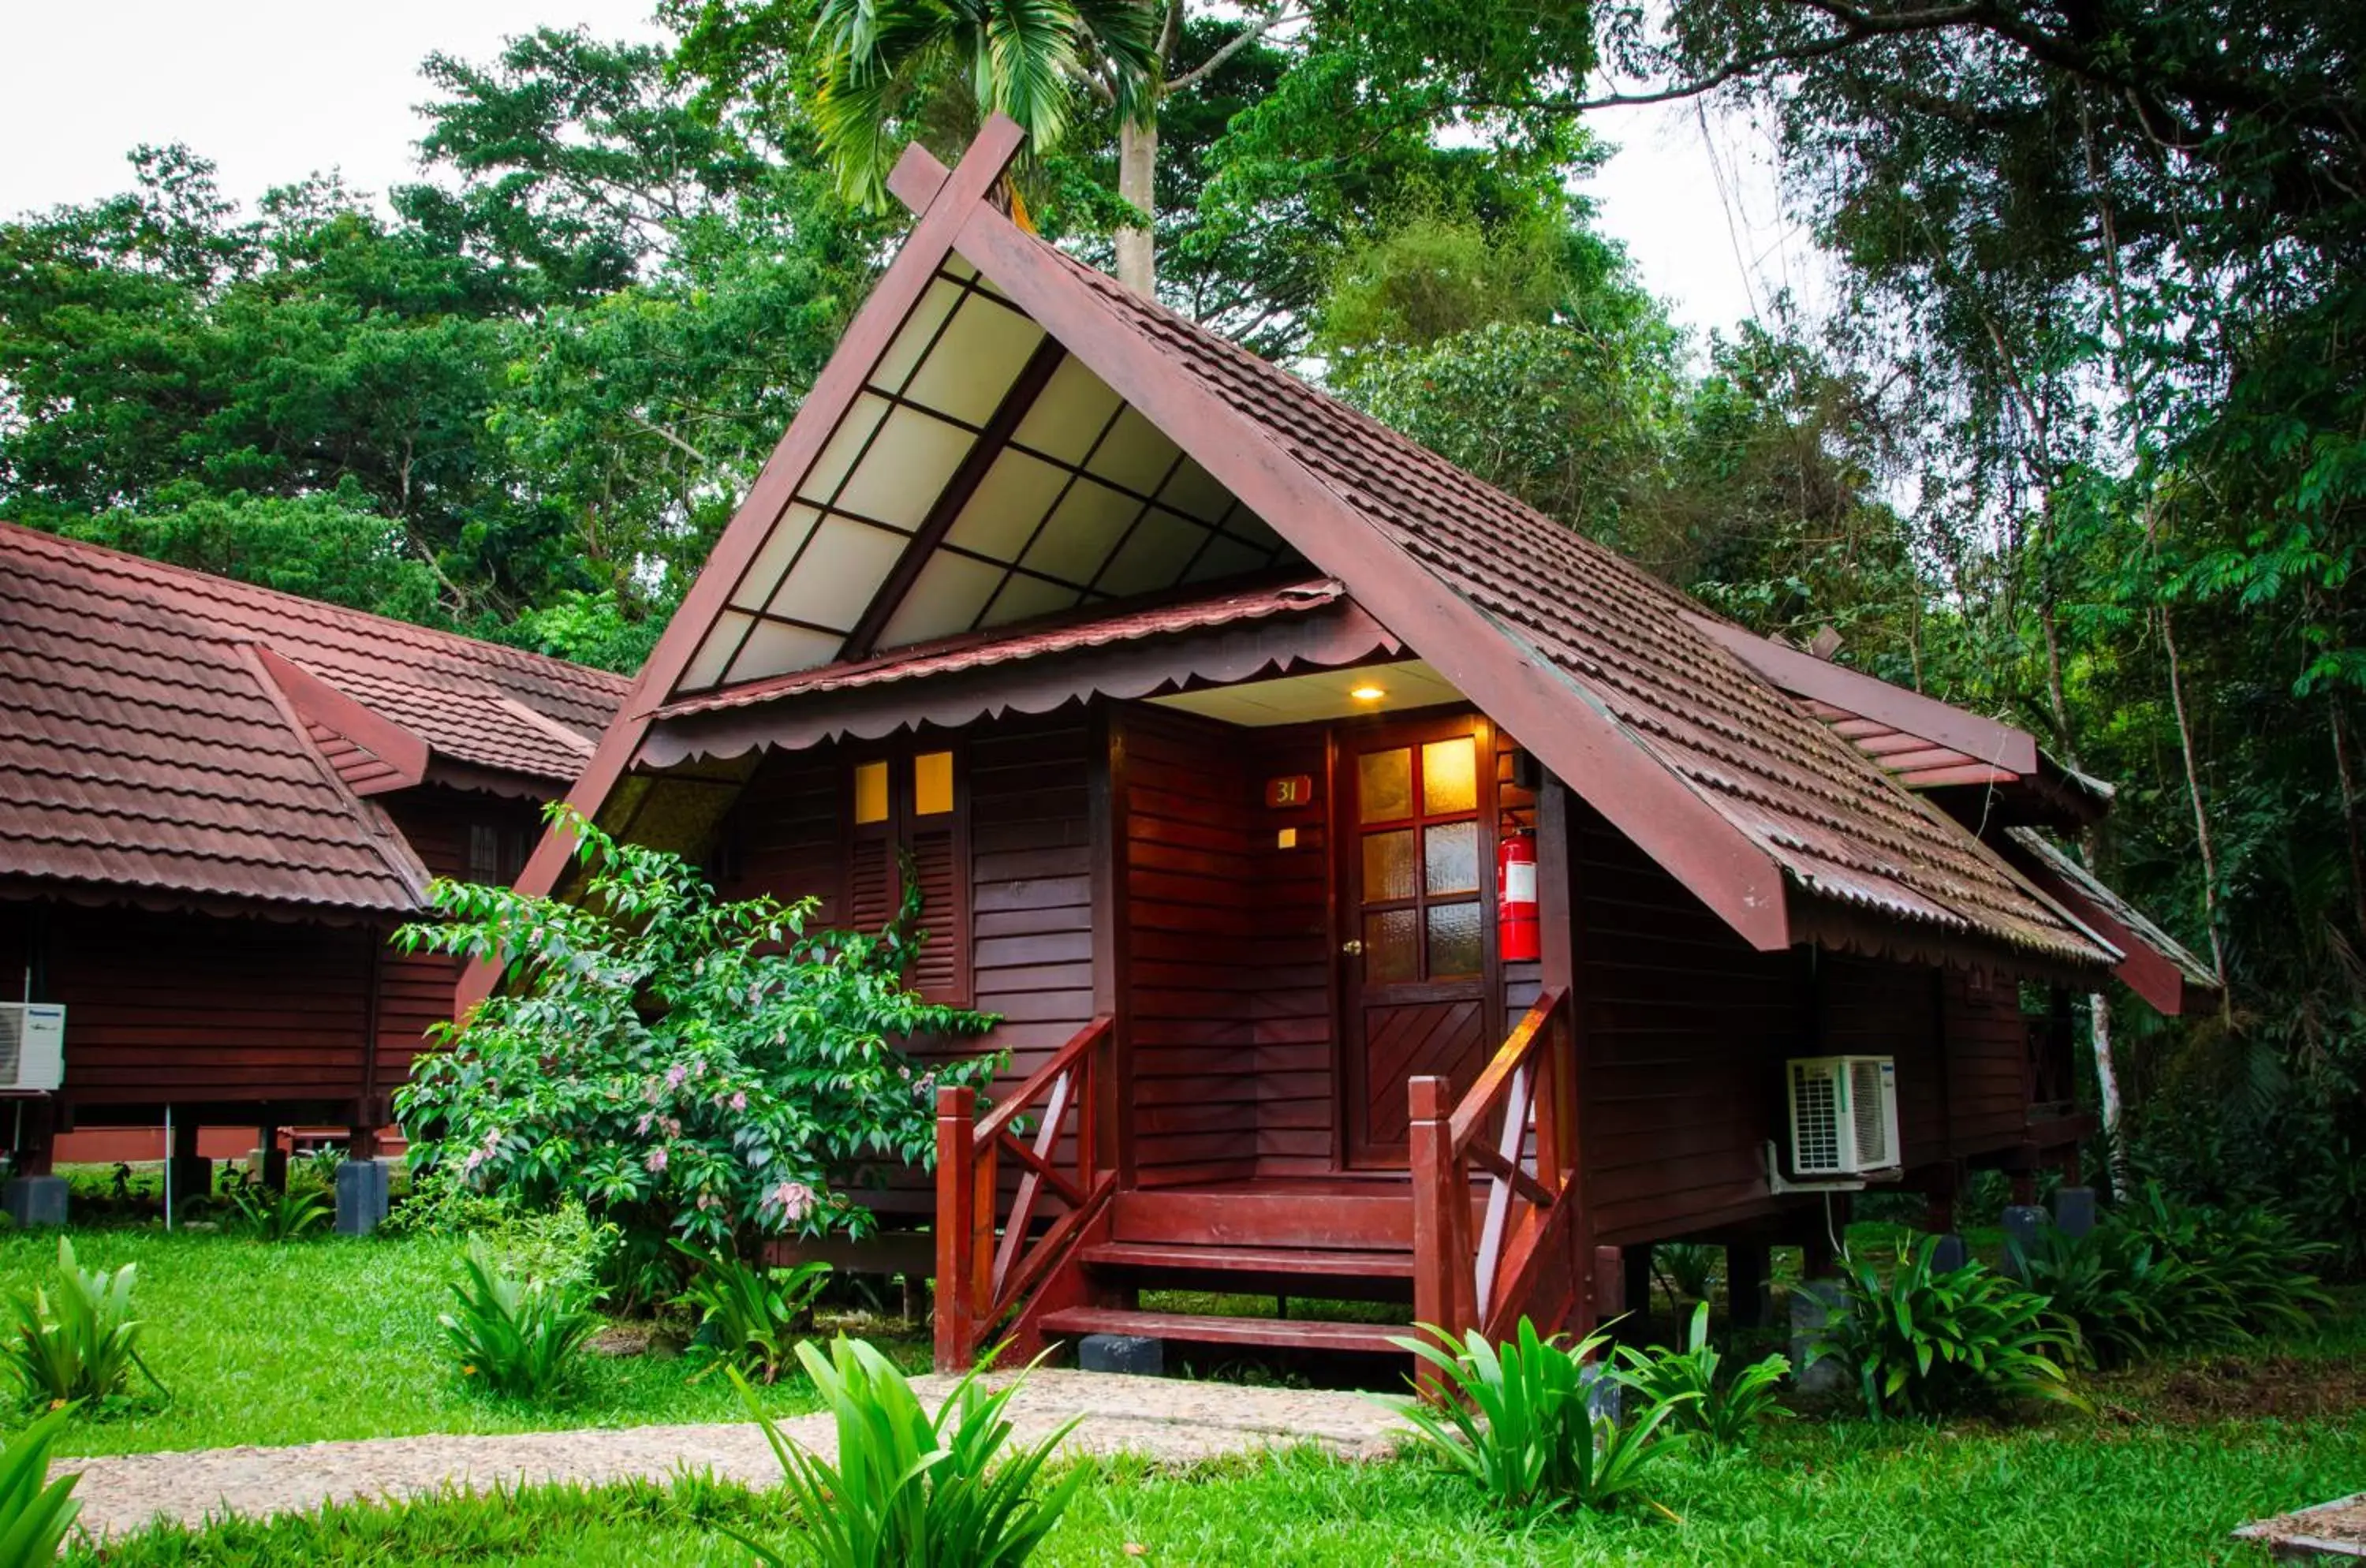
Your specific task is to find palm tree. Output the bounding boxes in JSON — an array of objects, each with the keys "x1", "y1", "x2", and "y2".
[{"x1": 812, "y1": 0, "x2": 1301, "y2": 295}]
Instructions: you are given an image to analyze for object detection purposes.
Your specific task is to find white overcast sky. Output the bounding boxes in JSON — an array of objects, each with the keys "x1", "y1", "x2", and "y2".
[{"x1": 0, "y1": 1, "x2": 1818, "y2": 344}]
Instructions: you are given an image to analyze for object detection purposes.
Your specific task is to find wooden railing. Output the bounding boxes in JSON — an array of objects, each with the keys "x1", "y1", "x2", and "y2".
[
  {"x1": 934, "y1": 1015, "x2": 1115, "y2": 1371},
  {"x1": 1408, "y1": 987, "x2": 1577, "y2": 1344}
]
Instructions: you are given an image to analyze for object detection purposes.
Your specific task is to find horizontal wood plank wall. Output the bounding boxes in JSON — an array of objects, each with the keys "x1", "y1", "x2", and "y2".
[
  {"x1": 1817, "y1": 954, "x2": 1946, "y2": 1166},
  {"x1": 712, "y1": 714, "x2": 1096, "y2": 1217},
  {"x1": 1940, "y1": 969, "x2": 2033, "y2": 1155},
  {"x1": 1121, "y1": 707, "x2": 1262, "y2": 1186},
  {"x1": 375, "y1": 788, "x2": 547, "y2": 1102},
  {"x1": 1573, "y1": 799, "x2": 1801, "y2": 1246},
  {"x1": 41, "y1": 904, "x2": 374, "y2": 1111},
  {"x1": 1248, "y1": 726, "x2": 1333, "y2": 1178}
]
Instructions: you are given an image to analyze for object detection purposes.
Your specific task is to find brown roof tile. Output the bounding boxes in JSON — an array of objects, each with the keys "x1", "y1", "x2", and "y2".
[{"x1": 0, "y1": 522, "x2": 631, "y2": 913}]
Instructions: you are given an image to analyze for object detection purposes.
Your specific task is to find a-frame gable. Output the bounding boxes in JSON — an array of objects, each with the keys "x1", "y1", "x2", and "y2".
[{"x1": 501, "y1": 118, "x2": 2108, "y2": 1001}]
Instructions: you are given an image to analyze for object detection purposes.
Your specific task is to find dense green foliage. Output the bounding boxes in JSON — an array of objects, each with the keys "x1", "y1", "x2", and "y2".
[
  {"x1": 1812, "y1": 1238, "x2": 2081, "y2": 1418},
  {"x1": 439, "y1": 1245, "x2": 603, "y2": 1400},
  {"x1": 1613, "y1": 1302, "x2": 1791, "y2": 1449},
  {"x1": 674, "y1": 1249, "x2": 830, "y2": 1383},
  {"x1": 0, "y1": 1409, "x2": 81, "y2": 1568},
  {"x1": 0, "y1": 1239, "x2": 163, "y2": 1411},
  {"x1": 221, "y1": 1172, "x2": 333, "y2": 1244},
  {"x1": 394, "y1": 808, "x2": 998, "y2": 1285},
  {"x1": 739, "y1": 1340, "x2": 1087, "y2": 1567},
  {"x1": 1390, "y1": 1320, "x2": 1685, "y2": 1518}
]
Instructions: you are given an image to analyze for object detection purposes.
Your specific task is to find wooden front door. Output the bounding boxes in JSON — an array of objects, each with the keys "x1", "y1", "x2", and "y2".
[{"x1": 1338, "y1": 715, "x2": 1498, "y2": 1166}]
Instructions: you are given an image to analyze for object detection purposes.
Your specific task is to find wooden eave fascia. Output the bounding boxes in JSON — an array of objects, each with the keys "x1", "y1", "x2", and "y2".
[
  {"x1": 1683, "y1": 612, "x2": 2042, "y2": 779},
  {"x1": 457, "y1": 122, "x2": 1032, "y2": 1014},
  {"x1": 254, "y1": 646, "x2": 430, "y2": 793},
  {"x1": 2001, "y1": 846, "x2": 2205, "y2": 1016},
  {"x1": 633, "y1": 595, "x2": 1401, "y2": 767},
  {"x1": 942, "y1": 153, "x2": 1790, "y2": 951}
]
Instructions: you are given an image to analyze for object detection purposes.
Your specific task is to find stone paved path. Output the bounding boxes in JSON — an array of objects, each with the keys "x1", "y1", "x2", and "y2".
[{"x1": 66, "y1": 1371, "x2": 1409, "y2": 1540}]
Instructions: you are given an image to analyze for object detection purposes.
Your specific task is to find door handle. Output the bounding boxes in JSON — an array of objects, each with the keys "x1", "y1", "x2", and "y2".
[{"x1": 1342, "y1": 939, "x2": 1365, "y2": 956}]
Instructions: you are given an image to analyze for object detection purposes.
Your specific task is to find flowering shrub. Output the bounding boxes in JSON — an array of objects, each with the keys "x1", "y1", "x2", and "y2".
[{"x1": 394, "y1": 805, "x2": 1000, "y2": 1264}]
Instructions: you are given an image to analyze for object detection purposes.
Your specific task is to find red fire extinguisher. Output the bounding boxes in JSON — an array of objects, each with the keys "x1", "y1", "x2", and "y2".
[{"x1": 1498, "y1": 827, "x2": 1539, "y2": 962}]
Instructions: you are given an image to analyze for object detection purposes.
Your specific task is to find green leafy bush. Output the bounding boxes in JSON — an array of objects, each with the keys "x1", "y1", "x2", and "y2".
[
  {"x1": 394, "y1": 807, "x2": 1001, "y2": 1263},
  {"x1": 222, "y1": 1174, "x2": 332, "y2": 1242},
  {"x1": 438, "y1": 1245, "x2": 601, "y2": 1399},
  {"x1": 1653, "y1": 1242, "x2": 1722, "y2": 1304},
  {"x1": 2010, "y1": 1224, "x2": 2204, "y2": 1368},
  {"x1": 1614, "y1": 1301, "x2": 1791, "y2": 1447},
  {"x1": 0, "y1": 1406, "x2": 81, "y2": 1566},
  {"x1": 2116, "y1": 1183, "x2": 2333, "y2": 1338},
  {"x1": 1812, "y1": 1238, "x2": 2081, "y2": 1418},
  {"x1": 734, "y1": 1338, "x2": 1085, "y2": 1567},
  {"x1": 0, "y1": 1238, "x2": 166, "y2": 1409},
  {"x1": 1389, "y1": 1319, "x2": 1686, "y2": 1518},
  {"x1": 674, "y1": 1246, "x2": 830, "y2": 1383}
]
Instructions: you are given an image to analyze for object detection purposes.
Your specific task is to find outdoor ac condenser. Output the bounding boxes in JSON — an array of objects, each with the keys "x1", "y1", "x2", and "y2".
[
  {"x1": 0, "y1": 1004, "x2": 65, "y2": 1094},
  {"x1": 1786, "y1": 1055, "x2": 1899, "y2": 1177}
]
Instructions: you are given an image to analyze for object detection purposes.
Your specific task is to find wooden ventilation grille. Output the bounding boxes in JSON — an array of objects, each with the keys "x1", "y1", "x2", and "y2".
[
  {"x1": 909, "y1": 827, "x2": 961, "y2": 1000},
  {"x1": 1791, "y1": 1062, "x2": 1840, "y2": 1173},
  {"x1": 1850, "y1": 1058, "x2": 1891, "y2": 1167},
  {"x1": 850, "y1": 838, "x2": 895, "y2": 931}
]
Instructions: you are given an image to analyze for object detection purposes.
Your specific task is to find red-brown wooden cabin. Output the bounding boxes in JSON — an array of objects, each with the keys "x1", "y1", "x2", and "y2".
[
  {"x1": 498, "y1": 122, "x2": 2216, "y2": 1371},
  {"x1": 0, "y1": 522, "x2": 628, "y2": 1219}
]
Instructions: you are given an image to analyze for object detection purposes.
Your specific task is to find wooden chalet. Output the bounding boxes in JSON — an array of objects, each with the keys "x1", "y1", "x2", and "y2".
[
  {"x1": 0, "y1": 522, "x2": 627, "y2": 1216},
  {"x1": 502, "y1": 121, "x2": 2216, "y2": 1370}
]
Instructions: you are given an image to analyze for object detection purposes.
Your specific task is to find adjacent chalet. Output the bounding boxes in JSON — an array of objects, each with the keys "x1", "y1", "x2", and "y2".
[
  {"x1": 506, "y1": 122, "x2": 2216, "y2": 1370},
  {"x1": 0, "y1": 521, "x2": 628, "y2": 1219}
]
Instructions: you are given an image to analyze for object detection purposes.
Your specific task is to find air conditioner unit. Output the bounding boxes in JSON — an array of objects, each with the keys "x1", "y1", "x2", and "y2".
[
  {"x1": 0, "y1": 1004, "x2": 65, "y2": 1094},
  {"x1": 1786, "y1": 1055, "x2": 1898, "y2": 1177}
]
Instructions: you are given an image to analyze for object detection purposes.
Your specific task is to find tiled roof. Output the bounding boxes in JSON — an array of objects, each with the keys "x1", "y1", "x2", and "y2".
[
  {"x1": 0, "y1": 523, "x2": 631, "y2": 913},
  {"x1": 655, "y1": 577, "x2": 1345, "y2": 718},
  {"x1": 1025, "y1": 244, "x2": 2103, "y2": 966}
]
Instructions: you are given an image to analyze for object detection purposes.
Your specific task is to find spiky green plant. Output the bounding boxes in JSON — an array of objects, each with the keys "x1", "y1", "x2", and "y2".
[
  {"x1": 1387, "y1": 1319, "x2": 1688, "y2": 1518},
  {"x1": 0, "y1": 1238, "x2": 166, "y2": 1407},
  {"x1": 672, "y1": 1245, "x2": 830, "y2": 1383},
  {"x1": 1812, "y1": 1238, "x2": 2083, "y2": 1418},
  {"x1": 1614, "y1": 1301, "x2": 1792, "y2": 1447},
  {"x1": 733, "y1": 1337, "x2": 1086, "y2": 1567},
  {"x1": 0, "y1": 1406, "x2": 81, "y2": 1566},
  {"x1": 223, "y1": 1175, "x2": 332, "y2": 1243},
  {"x1": 438, "y1": 1244, "x2": 601, "y2": 1399}
]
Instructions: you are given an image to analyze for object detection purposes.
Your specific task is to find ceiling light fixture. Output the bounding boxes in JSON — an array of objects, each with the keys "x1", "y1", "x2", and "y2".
[{"x1": 1349, "y1": 684, "x2": 1386, "y2": 702}]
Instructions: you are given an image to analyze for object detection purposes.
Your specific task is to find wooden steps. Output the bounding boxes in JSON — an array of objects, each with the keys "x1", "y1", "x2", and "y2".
[
  {"x1": 1039, "y1": 1305, "x2": 1409, "y2": 1355},
  {"x1": 1080, "y1": 1241, "x2": 1415, "y2": 1279}
]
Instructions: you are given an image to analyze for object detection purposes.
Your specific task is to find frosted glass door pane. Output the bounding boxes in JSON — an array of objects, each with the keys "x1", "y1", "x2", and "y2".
[
  {"x1": 1362, "y1": 829, "x2": 1417, "y2": 902},
  {"x1": 1424, "y1": 821, "x2": 1479, "y2": 894},
  {"x1": 1359, "y1": 748, "x2": 1413, "y2": 822},
  {"x1": 1423, "y1": 737, "x2": 1478, "y2": 814},
  {"x1": 1427, "y1": 902, "x2": 1482, "y2": 977},
  {"x1": 1365, "y1": 909, "x2": 1419, "y2": 984}
]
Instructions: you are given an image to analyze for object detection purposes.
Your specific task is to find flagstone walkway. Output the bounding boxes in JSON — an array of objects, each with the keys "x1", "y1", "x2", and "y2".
[{"x1": 65, "y1": 1370, "x2": 1409, "y2": 1540}]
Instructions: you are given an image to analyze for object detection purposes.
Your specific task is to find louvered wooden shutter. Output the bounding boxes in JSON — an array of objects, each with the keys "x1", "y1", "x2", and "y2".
[
  {"x1": 907, "y1": 823, "x2": 968, "y2": 1004},
  {"x1": 848, "y1": 837, "x2": 895, "y2": 933}
]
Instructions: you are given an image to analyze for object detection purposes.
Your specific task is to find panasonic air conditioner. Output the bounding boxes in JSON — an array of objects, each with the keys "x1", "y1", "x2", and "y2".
[
  {"x1": 0, "y1": 1004, "x2": 65, "y2": 1094},
  {"x1": 1786, "y1": 1055, "x2": 1899, "y2": 1177}
]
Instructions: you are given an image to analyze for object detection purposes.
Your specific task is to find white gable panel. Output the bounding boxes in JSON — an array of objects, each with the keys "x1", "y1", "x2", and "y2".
[
  {"x1": 833, "y1": 405, "x2": 976, "y2": 530},
  {"x1": 798, "y1": 392, "x2": 890, "y2": 508},
  {"x1": 724, "y1": 619, "x2": 842, "y2": 684},
  {"x1": 728, "y1": 505, "x2": 822, "y2": 612},
  {"x1": 876, "y1": 550, "x2": 1006, "y2": 649},
  {"x1": 904, "y1": 293, "x2": 1046, "y2": 425},
  {"x1": 1021, "y1": 477, "x2": 1136, "y2": 584},
  {"x1": 1095, "y1": 508, "x2": 1209, "y2": 597},
  {"x1": 682, "y1": 610, "x2": 756, "y2": 690},
  {"x1": 1012, "y1": 354, "x2": 1121, "y2": 464},
  {"x1": 946, "y1": 446, "x2": 1070, "y2": 562},
  {"x1": 978, "y1": 571, "x2": 1079, "y2": 628},
  {"x1": 768, "y1": 517, "x2": 909, "y2": 631},
  {"x1": 869, "y1": 276, "x2": 964, "y2": 396},
  {"x1": 1085, "y1": 405, "x2": 1179, "y2": 496}
]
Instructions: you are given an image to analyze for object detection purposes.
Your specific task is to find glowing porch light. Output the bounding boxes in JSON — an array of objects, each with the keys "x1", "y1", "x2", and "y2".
[{"x1": 1349, "y1": 684, "x2": 1387, "y2": 702}]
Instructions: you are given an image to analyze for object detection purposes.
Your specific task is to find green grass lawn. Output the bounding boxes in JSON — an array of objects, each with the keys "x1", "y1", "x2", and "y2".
[{"x1": 0, "y1": 1227, "x2": 890, "y2": 1457}]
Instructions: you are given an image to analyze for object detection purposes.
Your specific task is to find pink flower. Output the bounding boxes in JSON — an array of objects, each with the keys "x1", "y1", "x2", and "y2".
[
  {"x1": 771, "y1": 1181, "x2": 816, "y2": 1223},
  {"x1": 664, "y1": 1064, "x2": 687, "y2": 1090},
  {"x1": 635, "y1": 1112, "x2": 652, "y2": 1135},
  {"x1": 645, "y1": 1147, "x2": 669, "y2": 1174},
  {"x1": 728, "y1": 1091, "x2": 748, "y2": 1112}
]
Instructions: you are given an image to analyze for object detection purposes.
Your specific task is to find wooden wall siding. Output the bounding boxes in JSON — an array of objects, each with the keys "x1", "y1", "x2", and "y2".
[
  {"x1": 374, "y1": 789, "x2": 547, "y2": 1103},
  {"x1": 1572, "y1": 799, "x2": 1801, "y2": 1247},
  {"x1": 1941, "y1": 969, "x2": 2035, "y2": 1155},
  {"x1": 39, "y1": 905, "x2": 375, "y2": 1109},
  {"x1": 1246, "y1": 727, "x2": 1334, "y2": 1178},
  {"x1": 711, "y1": 714, "x2": 1097, "y2": 1215},
  {"x1": 1816, "y1": 954, "x2": 1946, "y2": 1167}
]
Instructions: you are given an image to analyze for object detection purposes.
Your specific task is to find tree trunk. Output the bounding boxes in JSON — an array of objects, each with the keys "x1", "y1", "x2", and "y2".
[
  {"x1": 2159, "y1": 601, "x2": 2230, "y2": 1010},
  {"x1": 2088, "y1": 990, "x2": 2128, "y2": 1197},
  {"x1": 1114, "y1": 115, "x2": 1157, "y2": 296}
]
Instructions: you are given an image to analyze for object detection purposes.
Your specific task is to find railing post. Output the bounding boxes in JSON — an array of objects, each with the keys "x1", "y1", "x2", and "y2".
[
  {"x1": 934, "y1": 1085, "x2": 978, "y2": 1372},
  {"x1": 1408, "y1": 1073, "x2": 1470, "y2": 1391}
]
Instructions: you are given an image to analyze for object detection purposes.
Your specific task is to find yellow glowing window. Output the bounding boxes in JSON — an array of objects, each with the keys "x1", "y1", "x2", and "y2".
[
  {"x1": 853, "y1": 760, "x2": 890, "y2": 825},
  {"x1": 914, "y1": 751, "x2": 955, "y2": 816}
]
